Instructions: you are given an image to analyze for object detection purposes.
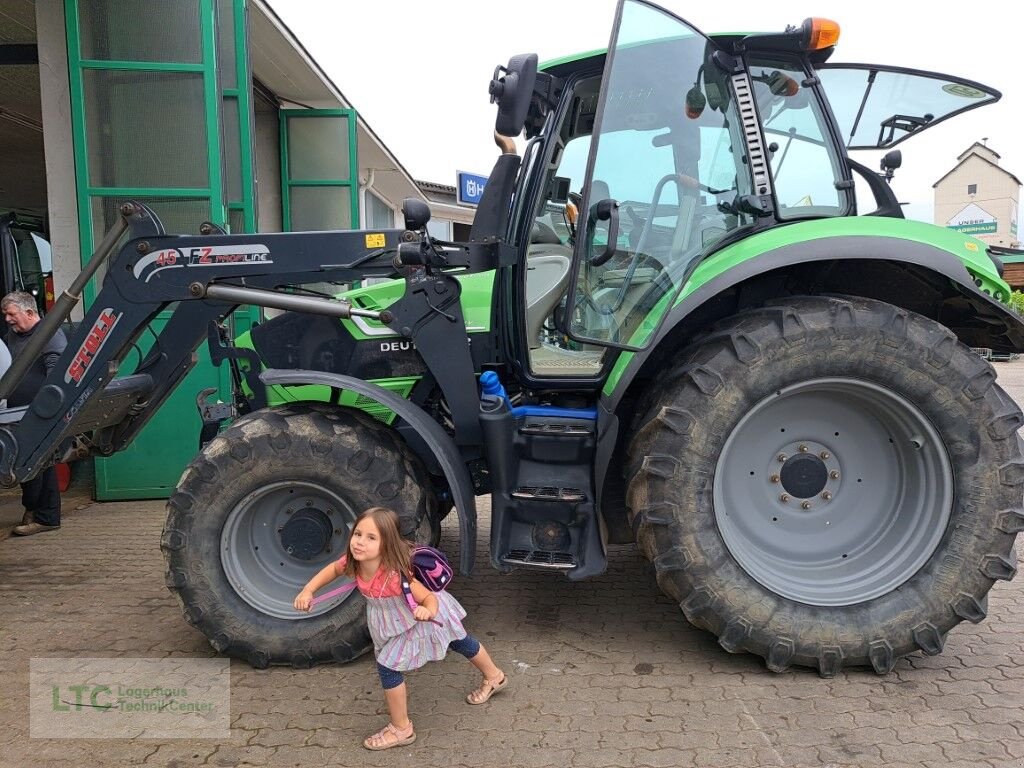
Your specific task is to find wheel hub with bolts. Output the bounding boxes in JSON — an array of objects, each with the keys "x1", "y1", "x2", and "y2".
[
  {"x1": 221, "y1": 480, "x2": 357, "y2": 620},
  {"x1": 278, "y1": 507, "x2": 335, "y2": 560},
  {"x1": 770, "y1": 440, "x2": 842, "y2": 508},
  {"x1": 714, "y1": 377, "x2": 953, "y2": 606}
]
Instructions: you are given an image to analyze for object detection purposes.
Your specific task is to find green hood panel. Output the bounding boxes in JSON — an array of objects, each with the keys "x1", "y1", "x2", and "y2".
[
  {"x1": 603, "y1": 218, "x2": 1010, "y2": 396},
  {"x1": 340, "y1": 270, "x2": 496, "y2": 340},
  {"x1": 681, "y1": 218, "x2": 1007, "y2": 304},
  {"x1": 232, "y1": 270, "x2": 496, "y2": 420}
]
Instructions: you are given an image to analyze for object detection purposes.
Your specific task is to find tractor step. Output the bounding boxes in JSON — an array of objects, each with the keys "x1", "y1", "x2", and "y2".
[
  {"x1": 501, "y1": 549, "x2": 577, "y2": 569},
  {"x1": 512, "y1": 486, "x2": 587, "y2": 501},
  {"x1": 519, "y1": 421, "x2": 593, "y2": 436},
  {"x1": 479, "y1": 396, "x2": 606, "y2": 579}
]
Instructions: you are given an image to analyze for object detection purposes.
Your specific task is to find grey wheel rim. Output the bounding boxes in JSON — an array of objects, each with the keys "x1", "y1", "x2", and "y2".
[
  {"x1": 221, "y1": 481, "x2": 357, "y2": 620},
  {"x1": 714, "y1": 377, "x2": 953, "y2": 606}
]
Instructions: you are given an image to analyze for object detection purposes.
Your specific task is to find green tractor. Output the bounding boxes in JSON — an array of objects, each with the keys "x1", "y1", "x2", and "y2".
[{"x1": 1, "y1": 1, "x2": 1021, "y2": 677}]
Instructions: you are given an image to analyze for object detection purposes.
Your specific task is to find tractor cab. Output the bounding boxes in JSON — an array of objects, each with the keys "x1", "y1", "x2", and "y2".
[
  {"x1": 492, "y1": 7, "x2": 858, "y2": 381},
  {"x1": 486, "y1": 1, "x2": 1000, "y2": 383}
]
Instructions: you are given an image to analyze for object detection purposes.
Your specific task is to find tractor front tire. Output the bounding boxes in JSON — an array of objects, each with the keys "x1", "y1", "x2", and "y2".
[
  {"x1": 627, "y1": 296, "x2": 1024, "y2": 676},
  {"x1": 162, "y1": 403, "x2": 437, "y2": 668}
]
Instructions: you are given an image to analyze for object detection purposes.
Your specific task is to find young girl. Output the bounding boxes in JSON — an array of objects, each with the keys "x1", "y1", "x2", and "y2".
[{"x1": 294, "y1": 506, "x2": 507, "y2": 750}]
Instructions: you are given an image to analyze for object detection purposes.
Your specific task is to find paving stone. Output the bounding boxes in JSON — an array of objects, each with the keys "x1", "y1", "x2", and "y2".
[
  {"x1": 634, "y1": 747, "x2": 699, "y2": 767},
  {"x1": 938, "y1": 738, "x2": 1011, "y2": 762},
  {"x1": 815, "y1": 742, "x2": 884, "y2": 765},
  {"x1": 878, "y1": 740, "x2": 948, "y2": 763},
  {"x1": 894, "y1": 723, "x2": 960, "y2": 745},
  {"x1": 141, "y1": 743, "x2": 219, "y2": 765},
  {"x1": 208, "y1": 745, "x2": 279, "y2": 766}
]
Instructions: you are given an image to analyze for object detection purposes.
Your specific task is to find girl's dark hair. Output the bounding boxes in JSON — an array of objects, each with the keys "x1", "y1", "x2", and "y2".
[{"x1": 341, "y1": 507, "x2": 411, "y2": 579}]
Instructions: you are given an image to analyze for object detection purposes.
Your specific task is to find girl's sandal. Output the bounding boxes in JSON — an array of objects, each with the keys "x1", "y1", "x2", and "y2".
[
  {"x1": 363, "y1": 722, "x2": 416, "y2": 751},
  {"x1": 466, "y1": 674, "x2": 508, "y2": 705}
]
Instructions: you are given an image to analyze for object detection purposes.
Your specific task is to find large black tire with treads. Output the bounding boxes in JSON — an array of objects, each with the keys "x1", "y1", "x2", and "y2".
[
  {"x1": 162, "y1": 403, "x2": 438, "y2": 668},
  {"x1": 626, "y1": 295, "x2": 1024, "y2": 676}
]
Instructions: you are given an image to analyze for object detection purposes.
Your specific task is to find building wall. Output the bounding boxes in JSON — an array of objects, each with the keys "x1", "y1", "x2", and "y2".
[
  {"x1": 935, "y1": 155, "x2": 1020, "y2": 248},
  {"x1": 36, "y1": 0, "x2": 80, "y2": 309},
  {"x1": 254, "y1": 93, "x2": 282, "y2": 233}
]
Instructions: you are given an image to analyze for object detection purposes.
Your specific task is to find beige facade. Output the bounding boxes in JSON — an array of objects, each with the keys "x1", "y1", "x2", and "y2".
[{"x1": 933, "y1": 143, "x2": 1020, "y2": 248}]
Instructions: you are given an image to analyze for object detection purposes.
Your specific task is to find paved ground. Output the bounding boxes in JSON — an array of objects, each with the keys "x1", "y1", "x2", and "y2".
[{"x1": 3, "y1": 361, "x2": 1024, "y2": 767}]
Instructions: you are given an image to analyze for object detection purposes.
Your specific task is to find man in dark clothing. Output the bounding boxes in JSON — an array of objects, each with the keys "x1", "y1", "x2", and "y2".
[{"x1": 2, "y1": 291, "x2": 67, "y2": 536}]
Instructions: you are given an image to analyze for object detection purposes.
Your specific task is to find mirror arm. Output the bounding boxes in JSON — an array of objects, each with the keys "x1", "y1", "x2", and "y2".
[{"x1": 847, "y1": 157, "x2": 904, "y2": 219}]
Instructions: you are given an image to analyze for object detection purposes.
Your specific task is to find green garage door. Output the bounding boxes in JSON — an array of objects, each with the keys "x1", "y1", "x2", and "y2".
[{"x1": 65, "y1": 0, "x2": 255, "y2": 498}]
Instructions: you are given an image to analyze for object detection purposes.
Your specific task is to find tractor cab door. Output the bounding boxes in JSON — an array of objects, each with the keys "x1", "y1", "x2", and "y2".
[
  {"x1": 553, "y1": 0, "x2": 756, "y2": 360},
  {"x1": 816, "y1": 64, "x2": 1000, "y2": 149}
]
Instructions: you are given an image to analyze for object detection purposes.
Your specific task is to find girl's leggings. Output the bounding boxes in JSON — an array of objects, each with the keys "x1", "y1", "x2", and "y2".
[{"x1": 377, "y1": 634, "x2": 481, "y2": 689}]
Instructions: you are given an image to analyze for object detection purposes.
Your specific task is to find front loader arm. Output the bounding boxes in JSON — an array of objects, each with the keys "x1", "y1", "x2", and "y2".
[{"x1": 0, "y1": 201, "x2": 488, "y2": 486}]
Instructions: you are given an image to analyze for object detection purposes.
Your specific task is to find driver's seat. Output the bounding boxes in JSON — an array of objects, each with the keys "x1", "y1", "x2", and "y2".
[{"x1": 525, "y1": 222, "x2": 572, "y2": 349}]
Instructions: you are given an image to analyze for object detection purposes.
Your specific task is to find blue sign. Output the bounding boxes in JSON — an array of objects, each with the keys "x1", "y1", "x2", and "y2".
[{"x1": 457, "y1": 171, "x2": 488, "y2": 206}]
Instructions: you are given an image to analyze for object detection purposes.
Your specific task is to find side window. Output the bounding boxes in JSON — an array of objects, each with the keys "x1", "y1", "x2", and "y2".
[
  {"x1": 748, "y1": 59, "x2": 847, "y2": 218},
  {"x1": 426, "y1": 219, "x2": 452, "y2": 240},
  {"x1": 696, "y1": 126, "x2": 746, "y2": 248},
  {"x1": 365, "y1": 190, "x2": 395, "y2": 229},
  {"x1": 539, "y1": 134, "x2": 591, "y2": 245}
]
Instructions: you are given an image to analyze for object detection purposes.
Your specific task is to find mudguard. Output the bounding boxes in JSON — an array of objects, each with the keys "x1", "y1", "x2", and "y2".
[
  {"x1": 603, "y1": 233, "x2": 1024, "y2": 409},
  {"x1": 260, "y1": 369, "x2": 477, "y2": 575}
]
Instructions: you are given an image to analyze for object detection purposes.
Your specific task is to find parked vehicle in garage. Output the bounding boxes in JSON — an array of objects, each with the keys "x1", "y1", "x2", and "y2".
[{"x1": 0, "y1": 212, "x2": 53, "y2": 312}]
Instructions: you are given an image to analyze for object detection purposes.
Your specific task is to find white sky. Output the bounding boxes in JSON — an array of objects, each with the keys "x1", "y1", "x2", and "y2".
[{"x1": 268, "y1": 0, "x2": 1023, "y2": 230}]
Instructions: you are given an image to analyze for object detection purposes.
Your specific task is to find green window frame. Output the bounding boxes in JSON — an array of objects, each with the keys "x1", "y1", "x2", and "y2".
[
  {"x1": 280, "y1": 109, "x2": 359, "y2": 231},
  {"x1": 65, "y1": 0, "x2": 256, "y2": 293},
  {"x1": 218, "y1": 0, "x2": 256, "y2": 233},
  {"x1": 64, "y1": 0, "x2": 255, "y2": 499}
]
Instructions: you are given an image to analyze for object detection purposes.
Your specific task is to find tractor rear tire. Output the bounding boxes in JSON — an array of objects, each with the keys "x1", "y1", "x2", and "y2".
[
  {"x1": 162, "y1": 403, "x2": 437, "y2": 668},
  {"x1": 626, "y1": 295, "x2": 1024, "y2": 676}
]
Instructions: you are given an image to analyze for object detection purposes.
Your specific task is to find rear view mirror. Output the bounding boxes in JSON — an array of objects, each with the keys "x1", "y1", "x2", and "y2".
[{"x1": 489, "y1": 54, "x2": 538, "y2": 138}]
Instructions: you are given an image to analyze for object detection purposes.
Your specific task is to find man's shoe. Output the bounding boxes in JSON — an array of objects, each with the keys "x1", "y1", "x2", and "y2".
[
  {"x1": 21, "y1": 510, "x2": 33, "y2": 526},
  {"x1": 12, "y1": 522, "x2": 60, "y2": 536}
]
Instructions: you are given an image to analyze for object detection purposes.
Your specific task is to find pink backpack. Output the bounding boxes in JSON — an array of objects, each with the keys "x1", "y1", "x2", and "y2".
[{"x1": 310, "y1": 546, "x2": 453, "y2": 624}]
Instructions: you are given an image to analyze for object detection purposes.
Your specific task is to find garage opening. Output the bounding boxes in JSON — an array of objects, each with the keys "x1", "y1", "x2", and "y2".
[{"x1": 0, "y1": 5, "x2": 50, "y2": 308}]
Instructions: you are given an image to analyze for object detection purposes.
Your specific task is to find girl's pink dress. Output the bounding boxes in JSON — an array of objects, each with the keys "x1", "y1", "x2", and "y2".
[{"x1": 338, "y1": 555, "x2": 468, "y2": 671}]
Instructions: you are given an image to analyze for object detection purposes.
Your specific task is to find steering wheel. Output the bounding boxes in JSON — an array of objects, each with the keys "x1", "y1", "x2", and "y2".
[
  {"x1": 632, "y1": 173, "x2": 699, "y2": 258},
  {"x1": 623, "y1": 205, "x2": 646, "y2": 249}
]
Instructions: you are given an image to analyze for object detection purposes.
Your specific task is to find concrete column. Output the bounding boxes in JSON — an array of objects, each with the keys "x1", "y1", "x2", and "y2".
[
  {"x1": 254, "y1": 98, "x2": 282, "y2": 233},
  {"x1": 35, "y1": 0, "x2": 81, "y2": 315}
]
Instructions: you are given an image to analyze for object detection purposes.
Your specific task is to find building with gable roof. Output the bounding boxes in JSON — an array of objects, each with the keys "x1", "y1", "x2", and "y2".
[{"x1": 933, "y1": 142, "x2": 1020, "y2": 249}]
